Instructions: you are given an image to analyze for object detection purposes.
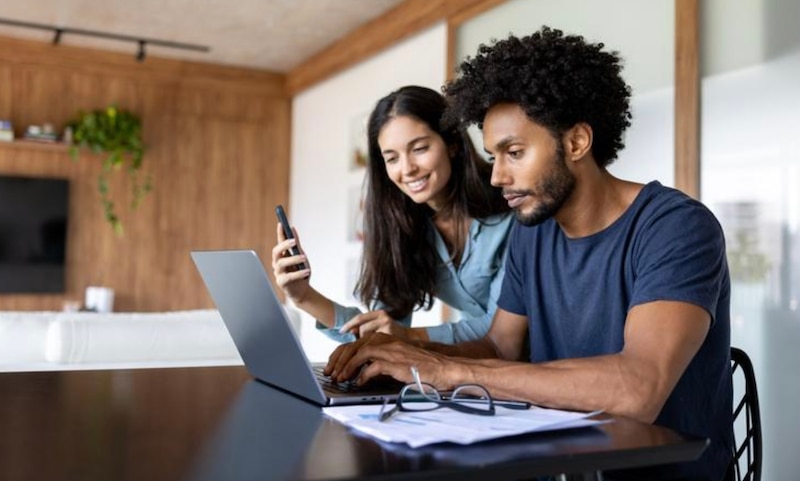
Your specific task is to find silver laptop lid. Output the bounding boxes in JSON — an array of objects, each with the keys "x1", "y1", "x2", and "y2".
[{"x1": 191, "y1": 250, "x2": 327, "y2": 405}]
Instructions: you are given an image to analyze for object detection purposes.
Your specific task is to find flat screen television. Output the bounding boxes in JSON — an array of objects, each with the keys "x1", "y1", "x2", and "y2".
[{"x1": 0, "y1": 174, "x2": 69, "y2": 293}]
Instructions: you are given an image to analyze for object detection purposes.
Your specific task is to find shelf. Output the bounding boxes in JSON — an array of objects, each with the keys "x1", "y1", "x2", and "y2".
[{"x1": 0, "y1": 139, "x2": 71, "y2": 153}]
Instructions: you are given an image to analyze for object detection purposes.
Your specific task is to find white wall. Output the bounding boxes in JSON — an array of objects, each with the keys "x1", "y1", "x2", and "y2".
[{"x1": 290, "y1": 24, "x2": 448, "y2": 362}]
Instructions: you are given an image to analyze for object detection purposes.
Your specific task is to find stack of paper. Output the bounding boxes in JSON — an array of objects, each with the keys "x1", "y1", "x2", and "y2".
[{"x1": 323, "y1": 403, "x2": 607, "y2": 447}]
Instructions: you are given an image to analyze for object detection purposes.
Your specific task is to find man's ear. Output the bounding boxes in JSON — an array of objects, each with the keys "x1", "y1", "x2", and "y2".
[{"x1": 564, "y1": 123, "x2": 593, "y2": 161}]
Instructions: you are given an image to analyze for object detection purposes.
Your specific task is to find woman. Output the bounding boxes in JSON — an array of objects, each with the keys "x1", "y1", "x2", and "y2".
[{"x1": 272, "y1": 85, "x2": 512, "y2": 344}]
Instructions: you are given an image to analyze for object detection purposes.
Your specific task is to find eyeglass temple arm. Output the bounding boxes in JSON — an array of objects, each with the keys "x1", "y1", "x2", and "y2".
[
  {"x1": 494, "y1": 399, "x2": 531, "y2": 410},
  {"x1": 444, "y1": 400, "x2": 496, "y2": 416}
]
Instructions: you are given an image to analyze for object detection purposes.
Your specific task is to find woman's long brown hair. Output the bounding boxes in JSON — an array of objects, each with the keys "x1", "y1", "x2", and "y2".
[{"x1": 355, "y1": 86, "x2": 509, "y2": 319}]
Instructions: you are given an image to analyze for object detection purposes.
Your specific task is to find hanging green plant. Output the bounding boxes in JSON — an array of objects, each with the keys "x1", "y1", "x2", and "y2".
[{"x1": 68, "y1": 105, "x2": 151, "y2": 235}]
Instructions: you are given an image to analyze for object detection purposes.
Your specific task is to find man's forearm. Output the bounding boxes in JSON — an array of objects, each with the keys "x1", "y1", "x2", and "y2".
[
  {"x1": 450, "y1": 354, "x2": 667, "y2": 424},
  {"x1": 412, "y1": 337, "x2": 499, "y2": 359}
]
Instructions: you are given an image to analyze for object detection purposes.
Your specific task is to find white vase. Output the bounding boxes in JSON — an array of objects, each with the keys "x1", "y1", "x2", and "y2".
[{"x1": 85, "y1": 286, "x2": 115, "y2": 313}]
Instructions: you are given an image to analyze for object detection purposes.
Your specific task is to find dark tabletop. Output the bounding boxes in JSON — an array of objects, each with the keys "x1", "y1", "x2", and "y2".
[{"x1": 0, "y1": 366, "x2": 707, "y2": 481}]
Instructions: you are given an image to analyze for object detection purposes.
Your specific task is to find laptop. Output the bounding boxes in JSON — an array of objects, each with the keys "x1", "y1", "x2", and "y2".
[{"x1": 191, "y1": 249, "x2": 401, "y2": 406}]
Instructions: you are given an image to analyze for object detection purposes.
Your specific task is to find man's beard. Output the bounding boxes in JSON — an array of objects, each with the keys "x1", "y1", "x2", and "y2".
[{"x1": 513, "y1": 144, "x2": 576, "y2": 227}]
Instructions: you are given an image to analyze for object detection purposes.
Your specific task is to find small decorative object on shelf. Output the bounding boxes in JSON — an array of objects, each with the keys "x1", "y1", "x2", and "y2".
[
  {"x1": 0, "y1": 119, "x2": 13, "y2": 142},
  {"x1": 84, "y1": 286, "x2": 115, "y2": 313},
  {"x1": 68, "y1": 104, "x2": 151, "y2": 236},
  {"x1": 23, "y1": 123, "x2": 59, "y2": 143},
  {"x1": 62, "y1": 126, "x2": 73, "y2": 144}
]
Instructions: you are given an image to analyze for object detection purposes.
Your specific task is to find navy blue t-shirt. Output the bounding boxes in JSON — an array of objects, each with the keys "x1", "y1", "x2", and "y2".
[{"x1": 498, "y1": 181, "x2": 732, "y2": 481}]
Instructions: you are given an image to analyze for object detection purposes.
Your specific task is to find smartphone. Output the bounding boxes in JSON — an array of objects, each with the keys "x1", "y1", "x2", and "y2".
[{"x1": 275, "y1": 205, "x2": 307, "y2": 271}]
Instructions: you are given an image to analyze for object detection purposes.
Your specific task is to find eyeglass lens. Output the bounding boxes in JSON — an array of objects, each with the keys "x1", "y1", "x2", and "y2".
[
  {"x1": 449, "y1": 384, "x2": 494, "y2": 414},
  {"x1": 399, "y1": 382, "x2": 442, "y2": 411}
]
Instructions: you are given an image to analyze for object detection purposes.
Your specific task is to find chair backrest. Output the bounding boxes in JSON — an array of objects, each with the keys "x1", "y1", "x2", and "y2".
[{"x1": 728, "y1": 347, "x2": 762, "y2": 481}]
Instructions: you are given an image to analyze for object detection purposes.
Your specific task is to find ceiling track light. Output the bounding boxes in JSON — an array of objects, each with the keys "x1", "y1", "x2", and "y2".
[
  {"x1": 136, "y1": 40, "x2": 146, "y2": 62},
  {"x1": 0, "y1": 17, "x2": 210, "y2": 62}
]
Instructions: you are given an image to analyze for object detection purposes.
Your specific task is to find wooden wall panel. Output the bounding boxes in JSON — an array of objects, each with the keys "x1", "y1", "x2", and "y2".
[
  {"x1": 675, "y1": 0, "x2": 700, "y2": 199},
  {"x1": 0, "y1": 66, "x2": 10, "y2": 111},
  {"x1": 0, "y1": 36, "x2": 290, "y2": 312}
]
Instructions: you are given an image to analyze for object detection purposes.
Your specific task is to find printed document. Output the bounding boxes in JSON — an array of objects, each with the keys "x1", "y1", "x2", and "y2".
[{"x1": 323, "y1": 403, "x2": 608, "y2": 448}]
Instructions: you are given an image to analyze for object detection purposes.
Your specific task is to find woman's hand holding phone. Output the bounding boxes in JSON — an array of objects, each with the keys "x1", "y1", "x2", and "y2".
[
  {"x1": 271, "y1": 206, "x2": 311, "y2": 304},
  {"x1": 275, "y1": 205, "x2": 306, "y2": 270}
]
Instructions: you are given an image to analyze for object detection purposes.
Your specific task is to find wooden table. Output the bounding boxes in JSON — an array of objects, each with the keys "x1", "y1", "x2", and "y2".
[{"x1": 0, "y1": 366, "x2": 707, "y2": 481}]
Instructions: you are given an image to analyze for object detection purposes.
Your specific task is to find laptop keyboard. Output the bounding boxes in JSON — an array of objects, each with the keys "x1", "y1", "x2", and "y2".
[{"x1": 313, "y1": 366, "x2": 365, "y2": 393}]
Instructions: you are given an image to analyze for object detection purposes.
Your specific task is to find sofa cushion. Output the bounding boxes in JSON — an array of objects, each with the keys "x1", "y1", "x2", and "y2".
[
  {"x1": 0, "y1": 311, "x2": 52, "y2": 363},
  {"x1": 44, "y1": 309, "x2": 241, "y2": 364}
]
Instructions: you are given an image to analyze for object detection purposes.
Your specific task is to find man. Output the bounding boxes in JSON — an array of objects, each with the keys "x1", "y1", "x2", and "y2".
[{"x1": 326, "y1": 27, "x2": 732, "y2": 481}]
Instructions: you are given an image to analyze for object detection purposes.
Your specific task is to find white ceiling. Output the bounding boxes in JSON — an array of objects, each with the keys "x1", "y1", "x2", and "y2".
[{"x1": 0, "y1": 0, "x2": 406, "y2": 72}]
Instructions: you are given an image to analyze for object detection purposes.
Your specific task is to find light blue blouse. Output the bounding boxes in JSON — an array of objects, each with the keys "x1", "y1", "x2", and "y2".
[{"x1": 317, "y1": 212, "x2": 514, "y2": 344}]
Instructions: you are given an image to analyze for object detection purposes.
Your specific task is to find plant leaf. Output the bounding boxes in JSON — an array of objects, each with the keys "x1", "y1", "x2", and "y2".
[{"x1": 69, "y1": 104, "x2": 148, "y2": 235}]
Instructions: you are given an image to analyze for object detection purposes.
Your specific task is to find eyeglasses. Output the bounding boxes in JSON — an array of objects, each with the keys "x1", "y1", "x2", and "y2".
[{"x1": 378, "y1": 366, "x2": 530, "y2": 422}]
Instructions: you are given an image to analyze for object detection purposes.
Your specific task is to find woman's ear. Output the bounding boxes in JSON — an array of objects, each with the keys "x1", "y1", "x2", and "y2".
[{"x1": 564, "y1": 123, "x2": 593, "y2": 161}]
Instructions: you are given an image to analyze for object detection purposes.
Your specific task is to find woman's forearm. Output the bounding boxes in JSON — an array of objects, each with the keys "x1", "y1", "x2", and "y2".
[{"x1": 293, "y1": 287, "x2": 336, "y2": 327}]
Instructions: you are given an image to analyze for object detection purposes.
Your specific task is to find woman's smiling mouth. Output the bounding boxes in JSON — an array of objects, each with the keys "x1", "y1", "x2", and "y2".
[{"x1": 406, "y1": 174, "x2": 431, "y2": 193}]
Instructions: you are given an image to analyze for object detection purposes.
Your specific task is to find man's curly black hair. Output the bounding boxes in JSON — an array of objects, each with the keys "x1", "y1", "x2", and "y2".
[{"x1": 443, "y1": 26, "x2": 632, "y2": 168}]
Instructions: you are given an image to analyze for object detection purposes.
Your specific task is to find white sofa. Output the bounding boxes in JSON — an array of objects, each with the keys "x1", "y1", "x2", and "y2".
[{"x1": 0, "y1": 309, "x2": 245, "y2": 372}]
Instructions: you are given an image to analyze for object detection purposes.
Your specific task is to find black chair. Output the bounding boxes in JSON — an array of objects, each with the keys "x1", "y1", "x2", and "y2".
[{"x1": 727, "y1": 347, "x2": 762, "y2": 481}]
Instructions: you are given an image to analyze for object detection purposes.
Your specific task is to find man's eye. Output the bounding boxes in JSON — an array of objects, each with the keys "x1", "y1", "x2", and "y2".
[{"x1": 508, "y1": 150, "x2": 523, "y2": 159}]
